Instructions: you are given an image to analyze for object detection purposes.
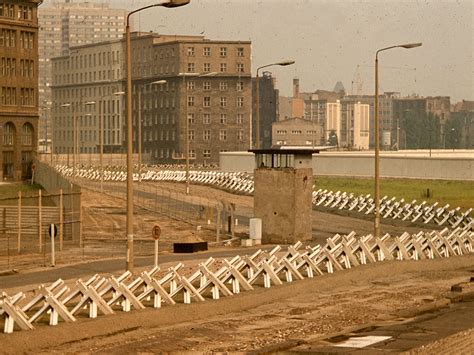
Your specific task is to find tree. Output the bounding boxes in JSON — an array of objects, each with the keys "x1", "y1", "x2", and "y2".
[
  {"x1": 402, "y1": 111, "x2": 442, "y2": 149},
  {"x1": 328, "y1": 130, "x2": 338, "y2": 146}
]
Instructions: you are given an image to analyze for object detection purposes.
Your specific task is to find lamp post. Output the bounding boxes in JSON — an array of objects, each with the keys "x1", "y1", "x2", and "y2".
[
  {"x1": 125, "y1": 0, "x2": 190, "y2": 272},
  {"x1": 374, "y1": 42, "x2": 421, "y2": 239},
  {"x1": 98, "y1": 91, "x2": 125, "y2": 192},
  {"x1": 61, "y1": 100, "x2": 95, "y2": 180},
  {"x1": 179, "y1": 71, "x2": 217, "y2": 195},
  {"x1": 137, "y1": 80, "x2": 167, "y2": 183},
  {"x1": 255, "y1": 60, "x2": 295, "y2": 149}
]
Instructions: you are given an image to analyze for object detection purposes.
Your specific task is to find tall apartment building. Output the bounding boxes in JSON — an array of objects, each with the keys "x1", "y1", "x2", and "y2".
[
  {"x1": 38, "y1": 0, "x2": 128, "y2": 146},
  {"x1": 340, "y1": 100, "x2": 370, "y2": 150},
  {"x1": 252, "y1": 71, "x2": 279, "y2": 149},
  {"x1": 51, "y1": 32, "x2": 252, "y2": 164},
  {"x1": 0, "y1": 0, "x2": 40, "y2": 180}
]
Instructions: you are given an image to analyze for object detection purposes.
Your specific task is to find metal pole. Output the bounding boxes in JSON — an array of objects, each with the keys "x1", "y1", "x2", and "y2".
[
  {"x1": 374, "y1": 54, "x2": 381, "y2": 239},
  {"x1": 255, "y1": 70, "x2": 260, "y2": 149},
  {"x1": 154, "y1": 239, "x2": 159, "y2": 267},
  {"x1": 185, "y1": 75, "x2": 190, "y2": 195},
  {"x1": 50, "y1": 224, "x2": 55, "y2": 267},
  {"x1": 100, "y1": 99, "x2": 104, "y2": 192},
  {"x1": 73, "y1": 107, "x2": 77, "y2": 180},
  {"x1": 125, "y1": 19, "x2": 134, "y2": 272},
  {"x1": 138, "y1": 90, "x2": 142, "y2": 183}
]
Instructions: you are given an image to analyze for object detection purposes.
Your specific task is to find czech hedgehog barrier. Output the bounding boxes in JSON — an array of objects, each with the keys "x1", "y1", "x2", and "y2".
[{"x1": 1, "y1": 224, "x2": 472, "y2": 334}]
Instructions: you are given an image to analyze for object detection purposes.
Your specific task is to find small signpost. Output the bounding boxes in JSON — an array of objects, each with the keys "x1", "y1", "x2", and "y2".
[
  {"x1": 152, "y1": 224, "x2": 161, "y2": 267},
  {"x1": 48, "y1": 224, "x2": 58, "y2": 267}
]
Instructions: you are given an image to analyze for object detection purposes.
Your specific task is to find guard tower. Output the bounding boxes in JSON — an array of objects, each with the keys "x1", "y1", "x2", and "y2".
[{"x1": 249, "y1": 148, "x2": 318, "y2": 244}]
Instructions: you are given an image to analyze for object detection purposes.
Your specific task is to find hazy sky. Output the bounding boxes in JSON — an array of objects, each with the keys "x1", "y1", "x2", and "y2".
[{"x1": 114, "y1": 0, "x2": 472, "y2": 101}]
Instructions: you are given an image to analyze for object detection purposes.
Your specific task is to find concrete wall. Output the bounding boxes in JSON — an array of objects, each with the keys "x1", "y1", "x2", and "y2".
[
  {"x1": 254, "y1": 168, "x2": 312, "y2": 244},
  {"x1": 220, "y1": 150, "x2": 474, "y2": 181}
]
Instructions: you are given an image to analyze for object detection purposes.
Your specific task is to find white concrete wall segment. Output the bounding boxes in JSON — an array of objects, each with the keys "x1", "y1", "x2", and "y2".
[{"x1": 219, "y1": 150, "x2": 474, "y2": 180}]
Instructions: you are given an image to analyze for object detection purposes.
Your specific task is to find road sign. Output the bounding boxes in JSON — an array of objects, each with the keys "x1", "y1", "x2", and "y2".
[
  {"x1": 152, "y1": 224, "x2": 161, "y2": 240},
  {"x1": 48, "y1": 224, "x2": 58, "y2": 238}
]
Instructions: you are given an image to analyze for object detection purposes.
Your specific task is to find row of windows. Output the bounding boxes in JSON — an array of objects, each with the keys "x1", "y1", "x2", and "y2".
[
  {"x1": 188, "y1": 129, "x2": 244, "y2": 142},
  {"x1": 0, "y1": 29, "x2": 35, "y2": 49},
  {"x1": 186, "y1": 80, "x2": 245, "y2": 91},
  {"x1": 2, "y1": 122, "x2": 34, "y2": 146},
  {"x1": 187, "y1": 96, "x2": 245, "y2": 108},
  {"x1": 0, "y1": 3, "x2": 34, "y2": 20},
  {"x1": 187, "y1": 62, "x2": 245, "y2": 74},
  {"x1": 276, "y1": 129, "x2": 320, "y2": 135},
  {"x1": 0, "y1": 58, "x2": 34, "y2": 78},
  {"x1": 187, "y1": 46, "x2": 245, "y2": 58},
  {"x1": 0, "y1": 87, "x2": 35, "y2": 106},
  {"x1": 188, "y1": 113, "x2": 245, "y2": 125}
]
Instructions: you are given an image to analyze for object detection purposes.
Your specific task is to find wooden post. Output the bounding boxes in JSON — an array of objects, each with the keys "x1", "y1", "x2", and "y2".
[
  {"x1": 38, "y1": 189, "x2": 42, "y2": 252},
  {"x1": 17, "y1": 191, "x2": 21, "y2": 253},
  {"x1": 59, "y1": 189, "x2": 64, "y2": 251}
]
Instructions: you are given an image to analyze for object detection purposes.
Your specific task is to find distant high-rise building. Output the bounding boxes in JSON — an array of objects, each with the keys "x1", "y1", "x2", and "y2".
[
  {"x1": 38, "y1": 0, "x2": 128, "y2": 146},
  {"x1": 0, "y1": 0, "x2": 41, "y2": 180},
  {"x1": 51, "y1": 32, "x2": 252, "y2": 164},
  {"x1": 252, "y1": 71, "x2": 279, "y2": 149}
]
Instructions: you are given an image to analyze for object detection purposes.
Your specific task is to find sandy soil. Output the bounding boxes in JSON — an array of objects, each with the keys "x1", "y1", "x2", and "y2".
[{"x1": 1, "y1": 181, "x2": 472, "y2": 353}]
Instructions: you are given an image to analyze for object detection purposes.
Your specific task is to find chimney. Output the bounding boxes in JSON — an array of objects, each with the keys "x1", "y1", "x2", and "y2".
[{"x1": 293, "y1": 78, "x2": 299, "y2": 98}]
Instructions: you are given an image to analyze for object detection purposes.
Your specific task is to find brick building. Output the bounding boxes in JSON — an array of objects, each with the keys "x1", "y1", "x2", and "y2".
[{"x1": 0, "y1": 0, "x2": 40, "y2": 180}]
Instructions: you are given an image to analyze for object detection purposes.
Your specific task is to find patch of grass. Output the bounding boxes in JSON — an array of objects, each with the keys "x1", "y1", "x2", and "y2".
[{"x1": 314, "y1": 176, "x2": 474, "y2": 211}]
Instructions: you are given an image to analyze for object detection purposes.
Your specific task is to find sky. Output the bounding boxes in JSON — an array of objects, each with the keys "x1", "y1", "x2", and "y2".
[{"x1": 103, "y1": 0, "x2": 473, "y2": 101}]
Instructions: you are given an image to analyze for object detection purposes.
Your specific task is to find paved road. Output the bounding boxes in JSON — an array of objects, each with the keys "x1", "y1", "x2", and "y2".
[
  {"x1": 292, "y1": 299, "x2": 474, "y2": 353},
  {"x1": 0, "y1": 245, "x2": 270, "y2": 290}
]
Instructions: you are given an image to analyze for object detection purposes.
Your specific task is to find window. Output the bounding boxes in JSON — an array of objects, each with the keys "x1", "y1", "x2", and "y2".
[
  {"x1": 187, "y1": 96, "x2": 195, "y2": 107},
  {"x1": 187, "y1": 47, "x2": 195, "y2": 56},
  {"x1": 220, "y1": 47, "x2": 227, "y2": 57},
  {"x1": 203, "y1": 81, "x2": 211, "y2": 90},
  {"x1": 203, "y1": 129, "x2": 211, "y2": 141},
  {"x1": 237, "y1": 97, "x2": 244, "y2": 107},
  {"x1": 220, "y1": 113, "x2": 227, "y2": 124},
  {"x1": 187, "y1": 62, "x2": 195, "y2": 72},
  {"x1": 220, "y1": 63, "x2": 227, "y2": 73},
  {"x1": 237, "y1": 81, "x2": 244, "y2": 91},
  {"x1": 187, "y1": 81, "x2": 195, "y2": 90},
  {"x1": 237, "y1": 47, "x2": 244, "y2": 57},
  {"x1": 188, "y1": 113, "x2": 195, "y2": 124},
  {"x1": 188, "y1": 129, "x2": 195, "y2": 141},
  {"x1": 276, "y1": 130, "x2": 287, "y2": 135},
  {"x1": 219, "y1": 129, "x2": 227, "y2": 141},
  {"x1": 203, "y1": 113, "x2": 211, "y2": 124},
  {"x1": 203, "y1": 47, "x2": 211, "y2": 56},
  {"x1": 3, "y1": 122, "x2": 14, "y2": 146},
  {"x1": 203, "y1": 63, "x2": 211, "y2": 72},
  {"x1": 189, "y1": 149, "x2": 196, "y2": 159},
  {"x1": 237, "y1": 63, "x2": 244, "y2": 73},
  {"x1": 203, "y1": 96, "x2": 211, "y2": 107},
  {"x1": 219, "y1": 81, "x2": 227, "y2": 90},
  {"x1": 291, "y1": 130, "x2": 302, "y2": 134},
  {"x1": 220, "y1": 97, "x2": 227, "y2": 107},
  {"x1": 237, "y1": 129, "x2": 244, "y2": 141},
  {"x1": 203, "y1": 149, "x2": 211, "y2": 158},
  {"x1": 237, "y1": 113, "x2": 244, "y2": 124}
]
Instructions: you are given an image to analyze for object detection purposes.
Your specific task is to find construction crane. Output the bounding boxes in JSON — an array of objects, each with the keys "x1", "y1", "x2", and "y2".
[{"x1": 351, "y1": 64, "x2": 417, "y2": 96}]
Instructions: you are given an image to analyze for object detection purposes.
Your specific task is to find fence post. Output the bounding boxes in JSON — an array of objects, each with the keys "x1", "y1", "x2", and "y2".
[
  {"x1": 59, "y1": 189, "x2": 63, "y2": 251},
  {"x1": 17, "y1": 190, "x2": 21, "y2": 253},
  {"x1": 38, "y1": 189, "x2": 42, "y2": 252},
  {"x1": 79, "y1": 191, "x2": 83, "y2": 248}
]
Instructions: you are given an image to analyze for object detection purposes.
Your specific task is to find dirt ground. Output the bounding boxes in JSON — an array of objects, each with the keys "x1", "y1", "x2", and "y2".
[{"x1": 1, "y1": 181, "x2": 473, "y2": 352}]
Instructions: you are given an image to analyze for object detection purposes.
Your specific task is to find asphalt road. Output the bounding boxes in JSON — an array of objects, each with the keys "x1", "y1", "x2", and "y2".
[
  {"x1": 292, "y1": 299, "x2": 474, "y2": 353},
  {"x1": 0, "y1": 245, "x2": 270, "y2": 290}
]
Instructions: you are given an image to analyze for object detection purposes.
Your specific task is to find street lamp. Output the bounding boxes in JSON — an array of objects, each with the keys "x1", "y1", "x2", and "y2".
[
  {"x1": 125, "y1": 0, "x2": 190, "y2": 272},
  {"x1": 255, "y1": 60, "x2": 295, "y2": 149},
  {"x1": 99, "y1": 91, "x2": 125, "y2": 192},
  {"x1": 374, "y1": 42, "x2": 421, "y2": 239},
  {"x1": 61, "y1": 101, "x2": 96, "y2": 180},
  {"x1": 178, "y1": 71, "x2": 217, "y2": 195},
  {"x1": 138, "y1": 80, "x2": 167, "y2": 183}
]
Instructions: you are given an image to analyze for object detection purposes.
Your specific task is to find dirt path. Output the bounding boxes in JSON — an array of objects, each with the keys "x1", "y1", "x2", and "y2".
[{"x1": 1, "y1": 255, "x2": 472, "y2": 353}]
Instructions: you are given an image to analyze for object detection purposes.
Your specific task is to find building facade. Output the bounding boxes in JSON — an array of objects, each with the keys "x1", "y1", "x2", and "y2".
[
  {"x1": 340, "y1": 100, "x2": 370, "y2": 150},
  {"x1": 252, "y1": 71, "x2": 279, "y2": 149},
  {"x1": 272, "y1": 117, "x2": 322, "y2": 147},
  {"x1": 38, "y1": 0, "x2": 128, "y2": 149},
  {"x1": 51, "y1": 32, "x2": 252, "y2": 164},
  {"x1": 0, "y1": 0, "x2": 40, "y2": 180}
]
